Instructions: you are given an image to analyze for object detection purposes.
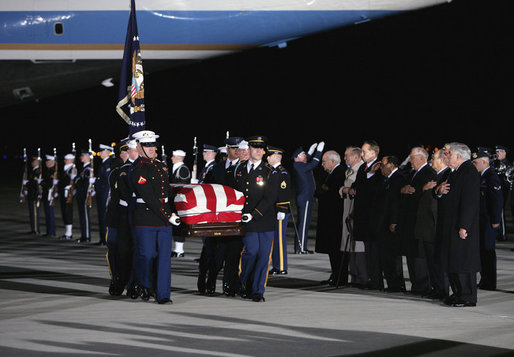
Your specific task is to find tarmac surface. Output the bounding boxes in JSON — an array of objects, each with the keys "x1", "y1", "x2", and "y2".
[{"x1": 1, "y1": 184, "x2": 513, "y2": 356}]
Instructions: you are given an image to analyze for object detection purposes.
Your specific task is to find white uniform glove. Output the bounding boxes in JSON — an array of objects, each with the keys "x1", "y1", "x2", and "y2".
[
  {"x1": 277, "y1": 212, "x2": 285, "y2": 220},
  {"x1": 242, "y1": 213, "x2": 253, "y2": 223},
  {"x1": 169, "y1": 213, "x2": 181, "y2": 226},
  {"x1": 317, "y1": 141, "x2": 325, "y2": 152},
  {"x1": 308, "y1": 143, "x2": 317, "y2": 155},
  {"x1": 190, "y1": 178, "x2": 199, "y2": 184},
  {"x1": 89, "y1": 177, "x2": 96, "y2": 184}
]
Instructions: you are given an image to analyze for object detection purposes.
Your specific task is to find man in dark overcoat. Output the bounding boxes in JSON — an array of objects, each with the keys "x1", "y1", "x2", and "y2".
[
  {"x1": 436, "y1": 142, "x2": 480, "y2": 307},
  {"x1": 315, "y1": 150, "x2": 346, "y2": 286}
]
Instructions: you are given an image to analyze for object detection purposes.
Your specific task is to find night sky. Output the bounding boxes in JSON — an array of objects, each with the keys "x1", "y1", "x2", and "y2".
[{"x1": 1, "y1": 0, "x2": 513, "y2": 182}]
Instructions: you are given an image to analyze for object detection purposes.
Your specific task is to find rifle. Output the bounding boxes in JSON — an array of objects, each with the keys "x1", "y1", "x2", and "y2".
[
  {"x1": 19, "y1": 148, "x2": 28, "y2": 203},
  {"x1": 192, "y1": 136, "x2": 198, "y2": 181},
  {"x1": 86, "y1": 138, "x2": 94, "y2": 208},
  {"x1": 161, "y1": 145, "x2": 167, "y2": 166},
  {"x1": 66, "y1": 142, "x2": 77, "y2": 204},
  {"x1": 36, "y1": 147, "x2": 42, "y2": 207},
  {"x1": 49, "y1": 147, "x2": 59, "y2": 206}
]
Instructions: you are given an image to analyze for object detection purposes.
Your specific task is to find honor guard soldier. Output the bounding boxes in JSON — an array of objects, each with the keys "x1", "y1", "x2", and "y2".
[
  {"x1": 95, "y1": 144, "x2": 114, "y2": 245},
  {"x1": 59, "y1": 153, "x2": 76, "y2": 240},
  {"x1": 170, "y1": 149, "x2": 191, "y2": 258},
  {"x1": 493, "y1": 145, "x2": 510, "y2": 241},
  {"x1": 235, "y1": 135, "x2": 280, "y2": 302},
  {"x1": 196, "y1": 144, "x2": 225, "y2": 294},
  {"x1": 267, "y1": 146, "x2": 291, "y2": 275},
  {"x1": 41, "y1": 153, "x2": 57, "y2": 237},
  {"x1": 220, "y1": 136, "x2": 245, "y2": 296},
  {"x1": 472, "y1": 148, "x2": 503, "y2": 291},
  {"x1": 291, "y1": 142, "x2": 324, "y2": 253},
  {"x1": 105, "y1": 139, "x2": 131, "y2": 295},
  {"x1": 26, "y1": 153, "x2": 42, "y2": 235},
  {"x1": 75, "y1": 148, "x2": 94, "y2": 243},
  {"x1": 130, "y1": 130, "x2": 180, "y2": 304}
]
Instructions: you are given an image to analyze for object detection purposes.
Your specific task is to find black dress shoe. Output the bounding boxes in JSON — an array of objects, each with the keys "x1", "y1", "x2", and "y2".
[
  {"x1": 140, "y1": 287, "x2": 153, "y2": 301},
  {"x1": 127, "y1": 284, "x2": 141, "y2": 299},
  {"x1": 279, "y1": 270, "x2": 288, "y2": 275},
  {"x1": 252, "y1": 294, "x2": 265, "y2": 302},
  {"x1": 171, "y1": 251, "x2": 185, "y2": 258},
  {"x1": 269, "y1": 268, "x2": 279, "y2": 275},
  {"x1": 450, "y1": 300, "x2": 476, "y2": 307},
  {"x1": 157, "y1": 298, "x2": 172, "y2": 304}
]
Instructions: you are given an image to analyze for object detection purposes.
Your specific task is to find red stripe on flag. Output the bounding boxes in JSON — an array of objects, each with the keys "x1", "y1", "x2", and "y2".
[
  {"x1": 202, "y1": 184, "x2": 217, "y2": 213},
  {"x1": 180, "y1": 211, "x2": 242, "y2": 225}
]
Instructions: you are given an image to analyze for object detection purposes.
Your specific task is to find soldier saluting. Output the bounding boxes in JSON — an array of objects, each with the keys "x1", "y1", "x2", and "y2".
[{"x1": 130, "y1": 130, "x2": 180, "y2": 304}]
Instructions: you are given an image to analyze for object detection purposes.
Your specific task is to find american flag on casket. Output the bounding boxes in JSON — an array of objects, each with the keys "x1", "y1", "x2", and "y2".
[{"x1": 172, "y1": 184, "x2": 245, "y2": 225}]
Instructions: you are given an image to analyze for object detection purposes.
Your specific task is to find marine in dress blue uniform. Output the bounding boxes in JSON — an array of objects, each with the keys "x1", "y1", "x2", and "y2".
[
  {"x1": 235, "y1": 136, "x2": 280, "y2": 302},
  {"x1": 472, "y1": 149, "x2": 503, "y2": 291},
  {"x1": 170, "y1": 149, "x2": 191, "y2": 258},
  {"x1": 95, "y1": 144, "x2": 114, "y2": 245},
  {"x1": 292, "y1": 143, "x2": 324, "y2": 253},
  {"x1": 267, "y1": 146, "x2": 291, "y2": 275},
  {"x1": 130, "y1": 130, "x2": 180, "y2": 304}
]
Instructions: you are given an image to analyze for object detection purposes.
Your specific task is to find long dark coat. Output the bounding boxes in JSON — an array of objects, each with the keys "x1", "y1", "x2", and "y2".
[
  {"x1": 415, "y1": 167, "x2": 451, "y2": 243},
  {"x1": 351, "y1": 161, "x2": 382, "y2": 242},
  {"x1": 315, "y1": 164, "x2": 346, "y2": 253},
  {"x1": 399, "y1": 164, "x2": 436, "y2": 251},
  {"x1": 436, "y1": 160, "x2": 481, "y2": 273},
  {"x1": 479, "y1": 167, "x2": 503, "y2": 250}
]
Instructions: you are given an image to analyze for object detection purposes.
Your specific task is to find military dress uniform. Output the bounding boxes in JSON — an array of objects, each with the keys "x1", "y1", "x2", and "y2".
[
  {"x1": 75, "y1": 154, "x2": 93, "y2": 242},
  {"x1": 95, "y1": 145, "x2": 113, "y2": 245},
  {"x1": 292, "y1": 145, "x2": 323, "y2": 253},
  {"x1": 170, "y1": 150, "x2": 191, "y2": 258},
  {"x1": 26, "y1": 160, "x2": 41, "y2": 235},
  {"x1": 475, "y1": 150, "x2": 503, "y2": 290},
  {"x1": 130, "y1": 130, "x2": 180, "y2": 304},
  {"x1": 40, "y1": 155, "x2": 57, "y2": 237},
  {"x1": 235, "y1": 136, "x2": 280, "y2": 302},
  {"x1": 268, "y1": 146, "x2": 291, "y2": 275},
  {"x1": 58, "y1": 155, "x2": 76, "y2": 240},
  {"x1": 105, "y1": 147, "x2": 125, "y2": 295}
]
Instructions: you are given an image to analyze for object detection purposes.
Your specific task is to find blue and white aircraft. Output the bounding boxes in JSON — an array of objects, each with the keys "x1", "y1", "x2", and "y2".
[{"x1": 0, "y1": 0, "x2": 451, "y2": 106}]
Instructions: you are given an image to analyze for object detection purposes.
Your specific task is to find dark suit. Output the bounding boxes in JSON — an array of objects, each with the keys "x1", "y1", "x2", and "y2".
[
  {"x1": 415, "y1": 166, "x2": 451, "y2": 298},
  {"x1": 315, "y1": 164, "x2": 346, "y2": 284},
  {"x1": 96, "y1": 157, "x2": 112, "y2": 244},
  {"x1": 351, "y1": 160, "x2": 383, "y2": 288},
  {"x1": 399, "y1": 163, "x2": 436, "y2": 294},
  {"x1": 437, "y1": 160, "x2": 480, "y2": 304},
  {"x1": 478, "y1": 167, "x2": 503, "y2": 290},
  {"x1": 374, "y1": 168, "x2": 406, "y2": 291}
]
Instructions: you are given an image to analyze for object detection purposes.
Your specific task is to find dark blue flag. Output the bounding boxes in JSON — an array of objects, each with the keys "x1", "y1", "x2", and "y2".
[{"x1": 116, "y1": 0, "x2": 146, "y2": 138}]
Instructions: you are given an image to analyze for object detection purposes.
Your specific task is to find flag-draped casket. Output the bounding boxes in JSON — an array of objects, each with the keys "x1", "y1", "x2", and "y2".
[{"x1": 172, "y1": 184, "x2": 245, "y2": 237}]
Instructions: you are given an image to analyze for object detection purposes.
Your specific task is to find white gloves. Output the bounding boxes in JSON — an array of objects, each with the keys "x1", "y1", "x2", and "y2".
[
  {"x1": 317, "y1": 141, "x2": 325, "y2": 152},
  {"x1": 169, "y1": 213, "x2": 181, "y2": 226},
  {"x1": 89, "y1": 178, "x2": 96, "y2": 184},
  {"x1": 308, "y1": 143, "x2": 317, "y2": 155},
  {"x1": 242, "y1": 213, "x2": 253, "y2": 223},
  {"x1": 190, "y1": 178, "x2": 199, "y2": 184},
  {"x1": 277, "y1": 212, "x2": 285, "y2": 220}
]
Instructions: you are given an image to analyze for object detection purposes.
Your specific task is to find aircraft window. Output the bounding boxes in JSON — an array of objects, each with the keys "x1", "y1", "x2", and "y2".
[{"x1": 54, "y1": 23, "x2": 64, "y2": 35}]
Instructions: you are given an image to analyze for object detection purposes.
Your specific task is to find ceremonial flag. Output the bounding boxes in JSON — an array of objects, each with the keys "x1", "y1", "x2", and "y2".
[
  {"x1": 173, "y1": 184, "x2": 245, "y2": 225},
  {"x1": 116, "y1": 0, "x2": 146, "y2": 138}
]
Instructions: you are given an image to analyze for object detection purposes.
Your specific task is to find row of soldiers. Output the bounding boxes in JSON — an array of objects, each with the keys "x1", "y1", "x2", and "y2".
[{"x1": 21, "y1": 132, "x2": 293, "y2": 303}]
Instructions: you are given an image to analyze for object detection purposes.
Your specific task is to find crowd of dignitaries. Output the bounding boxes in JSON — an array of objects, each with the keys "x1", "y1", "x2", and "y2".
[
  {"x1": 315, "y1": 141, "x2": 508, "y2": 307},
  {"x1": 20, "y1": 135, "x2": 510, "y2": 306}
]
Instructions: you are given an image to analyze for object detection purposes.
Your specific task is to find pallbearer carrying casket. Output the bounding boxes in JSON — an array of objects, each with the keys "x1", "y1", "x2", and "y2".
[
  {"x1": 130, "y1": 130, "x2": 180, "y2": 304},
  {"x1": 235, "y1": 136, "x2": 280, "y2": 302}
]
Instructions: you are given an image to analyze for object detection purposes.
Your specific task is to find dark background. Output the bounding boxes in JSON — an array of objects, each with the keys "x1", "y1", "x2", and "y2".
[{"x1": 1, "y1": 0, "x2": 513, "y2": 183}]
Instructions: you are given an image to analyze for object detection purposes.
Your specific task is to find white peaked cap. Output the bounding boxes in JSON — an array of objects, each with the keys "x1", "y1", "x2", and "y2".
[
  {"x1": 99, "y1": 144, "x2": 113, "y2": 151},
  {"x1": 132, "y1": 130, "x2": 159, "y2": 143},
  {"x1": 238, "y1": 140, "x2": 249, "y2": 149},
  {"x1": 172, "y1": 150, "x2": 186, "y2": 157}
]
